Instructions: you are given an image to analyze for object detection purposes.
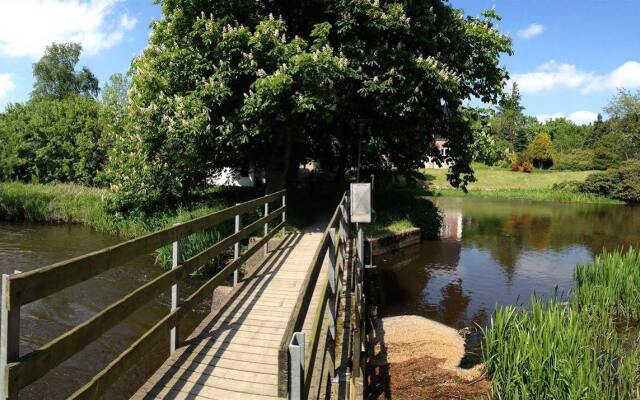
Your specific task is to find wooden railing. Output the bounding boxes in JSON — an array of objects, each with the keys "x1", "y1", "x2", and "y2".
[
  {"x1": 278, "y1": 192, "x2": 351, "y2": 399},
  {"x1": 0, "y1": 190, "x2": 286, "y2": 399}
]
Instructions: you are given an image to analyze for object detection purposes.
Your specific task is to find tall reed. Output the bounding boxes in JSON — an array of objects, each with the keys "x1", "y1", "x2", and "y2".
[{"x1": 483, "y1": 248, "x2": 640, "y2": 399}]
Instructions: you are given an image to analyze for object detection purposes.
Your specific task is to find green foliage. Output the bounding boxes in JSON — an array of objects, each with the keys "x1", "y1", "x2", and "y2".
[
  {"x1": 32, "y1": 42, "x2": 99, "y2": 100},
  {"x1": 483, "y1": 249, "x2": 640, "y2": 400},
  {"x1": 525, "y1": 132, "x2": 554, "y2": 169},
  {"x1": 108, "y1": 0, "x2": 512, "y2": 213},
  {"x1": 469, "y1": 109, "x2": 511, "y2": 166},
  {"x1": 491, "y1": 83, "x2": 532, "y2": 152},
  {"x1": 604, "y1": 89, "x2": 640, "y2": 160},
  {"x1": 554, "y1": 149, "x2": 600, "y2": 171},
  {"x1": 0, "y1": 97, "x2": 106, "y2": 185},
  {"x1": 579, "y1": 160, "x2": 640, "y2": 202}
]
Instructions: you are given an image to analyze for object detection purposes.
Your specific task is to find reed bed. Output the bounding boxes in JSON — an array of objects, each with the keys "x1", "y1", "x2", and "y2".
[{"x1": 483, "y1": 249, "x2": 640, "y2": 399}]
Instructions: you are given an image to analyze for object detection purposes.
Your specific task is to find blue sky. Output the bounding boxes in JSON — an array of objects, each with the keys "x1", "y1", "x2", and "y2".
[
  {"x1": 1, "y1": 1, "x2": 639, "y2": 125},
  {"x1": 0, "y1": 0, "x2": 160, "y2": 109}
]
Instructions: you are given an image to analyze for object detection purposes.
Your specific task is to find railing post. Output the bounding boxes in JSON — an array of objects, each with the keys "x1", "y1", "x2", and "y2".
[
  {"x1": 234, "y1": 204, "x2": 241, "y2": 286},
  {"x1": 264, "y1": 201, "x2": 269, "y2": 256},
  {"x1": 1, "y1": 273, "x2": 20, "y2": 400},
  {"x1": 282, "y1": 193, "x2": 286, "y2": 224},
  {"x1": 288, "y1": 332, "x2": 305, "y2": 400},
  {"x1": 170, "y1": 225, "x2": 181, "y2": 354}
]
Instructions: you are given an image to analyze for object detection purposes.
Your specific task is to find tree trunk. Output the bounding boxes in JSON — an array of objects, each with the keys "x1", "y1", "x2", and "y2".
[{"x1": 265, "y1": 128, "x2": 294, "y2": 194}]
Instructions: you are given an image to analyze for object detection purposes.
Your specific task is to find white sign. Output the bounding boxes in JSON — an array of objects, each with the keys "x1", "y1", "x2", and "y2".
[{"x1": 350, "y1": 183, "x2": 372, "y2": 223}]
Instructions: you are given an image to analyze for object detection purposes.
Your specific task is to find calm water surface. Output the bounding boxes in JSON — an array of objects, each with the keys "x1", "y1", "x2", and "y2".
[
  {"x1": 0, "y1": 222, "x2": 206, "y2": 399},
  {"x1": 377, "y1": 197, "x2": 640, "y2": 330}
]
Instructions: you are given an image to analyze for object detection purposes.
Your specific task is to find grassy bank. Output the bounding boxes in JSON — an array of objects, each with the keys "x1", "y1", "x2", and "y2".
[
  {"x1": 483, "y1": 249, "x2": 640, "y2": 399},
  {"x1": 432, "y1": 188, "x2": 622, "y2": 204},
  {"x1": 363, "y1": 190, "x2": 442, "y2": 239},
  {"x1": 0, "y1": 182, "x2": 259, "y2": 270},
  {"x1": 423, "y1": 165, "x2": 622, "y2": 204}
]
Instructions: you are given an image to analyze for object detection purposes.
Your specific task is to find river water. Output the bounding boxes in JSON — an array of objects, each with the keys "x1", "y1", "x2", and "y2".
[
  {"x1": 376, "y1": 197, "x2": 640, "y2": 330},
  {"x1": 0, "y1": 222, "x2": 207, "y2": 399}
]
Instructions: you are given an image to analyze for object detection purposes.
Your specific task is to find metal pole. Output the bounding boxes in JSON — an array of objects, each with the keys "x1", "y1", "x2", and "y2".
[
  {"x1": 1, "y1": 273, "x2": 19, "y2": 400},
  {"x1": 234, "y1": 204, "x2": 241, "y2": 286},
  {"x1": 264, "y1": 202, "x2": 269, "y2": 255},
  {"x1": 288, "y1": 332, "x2": 305, "y2": 400},
  {"x1": 170, "y1": 225, "x2": 181, "y2": 354}
]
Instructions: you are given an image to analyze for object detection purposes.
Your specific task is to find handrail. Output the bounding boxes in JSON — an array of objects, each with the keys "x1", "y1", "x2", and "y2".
[
  {"x1": 278, "y1": 192, "x2": 348, "y2": 398},
  {"x1": 8, "y1": 190, "x2": 285, "y2": 308},
  {"x1": 0, "y1": 190, "x2": 286, "y2": 399}
]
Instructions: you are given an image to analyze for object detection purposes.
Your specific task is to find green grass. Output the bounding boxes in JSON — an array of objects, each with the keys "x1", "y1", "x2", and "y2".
[
  {"x1": 483, "y1": 249, "x2": 640, "y2": 399},
  {"x1": 424, "y1": 165, "x2": 596, "y2": 190},
  {"x1": 422, "y1": 165, "x2": 622, "y2": 204}
]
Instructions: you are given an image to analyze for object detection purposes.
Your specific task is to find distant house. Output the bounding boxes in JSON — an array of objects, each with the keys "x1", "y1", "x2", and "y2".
[
  {"x1": 207, "y1": 168, "x2": 263, "y2": 187},
  {"x1": 425, "y1": 138, "x2": 455, "y2": 169}
]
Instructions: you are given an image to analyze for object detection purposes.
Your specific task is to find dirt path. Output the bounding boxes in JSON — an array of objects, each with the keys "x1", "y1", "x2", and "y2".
[{"x1": 366, "y1": 315, "x2": 490, "y2": 400}]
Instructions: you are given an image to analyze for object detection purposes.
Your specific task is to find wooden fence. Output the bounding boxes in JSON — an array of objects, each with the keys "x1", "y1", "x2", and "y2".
[
  {"x1": 0, "y1": 190, "x2": 286, "y2": 399},
  {"x1": 278, "y1": 192, "x2": 356, "y2": 399}
]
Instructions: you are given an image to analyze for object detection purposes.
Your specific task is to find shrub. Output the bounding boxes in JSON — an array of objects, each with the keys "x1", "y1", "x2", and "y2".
[
  {"x1": 521, "y1": 161, "x2": 533, "y2": 173},
  {"x1": 579, "y1": 160, "x2": 640, "y2": 202},
  {"x1": 510, "y1": 161, "x2": 520, "y2": 171}
]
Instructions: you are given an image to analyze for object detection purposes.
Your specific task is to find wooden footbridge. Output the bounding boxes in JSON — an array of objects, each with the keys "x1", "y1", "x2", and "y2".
[{"x1": 0, "y1": 190, "x2": 366, "y2": 399}]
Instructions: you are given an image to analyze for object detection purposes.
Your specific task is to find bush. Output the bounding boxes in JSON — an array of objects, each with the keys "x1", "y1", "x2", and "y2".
[
  {"x1": 510, "y1": 161, "x2": 520, "y2": 171},
  {"x1": 521, "y1": 161, "x2": 533, "y2": 173},
  {"x1": 579, "y1": 160, "x2": 640, "y2": 202},
  {"x1": 0, "y1": 97, "x2": 105, "y2": 185}
]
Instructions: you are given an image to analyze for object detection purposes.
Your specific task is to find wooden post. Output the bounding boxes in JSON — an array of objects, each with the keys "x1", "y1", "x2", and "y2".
[
  {"x1": 234, "y1": 205, "x2": 241, "y2": 286},
  {"x1": 328, "y1": 228, "x2": 337, "y2": 341},
  {"x1": 288, "y1": 332, "x2": 305, "y2": 400},
  {"x1": 264, "y1": 202, "x2": 269, "y2": 255},
  {"x1": 1, "y1": 274, "x2": 20, "y2": 400},
  {"x1": 170, "y1": 226, "x2": 181, "y2": 354},
  {"x1": 282, "y1": 194, "x2": 286, "y2": 224}
]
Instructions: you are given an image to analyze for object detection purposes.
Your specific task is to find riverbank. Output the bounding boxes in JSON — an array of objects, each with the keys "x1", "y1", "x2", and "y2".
[
  {"x1": 432, "y1": 188, "x2": 622, "y2": 204},
  {"x1": 483, "y1": 248, "x2": 640, "y2": 399}
]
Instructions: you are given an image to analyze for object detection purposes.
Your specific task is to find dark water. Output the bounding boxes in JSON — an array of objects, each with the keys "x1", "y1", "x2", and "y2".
[
  {"x1": 376, "y1": 197, "x2": 640, "y2": 330},
  {"x1": 0, "y1": 222, "x2": 207, "y2": 399}
]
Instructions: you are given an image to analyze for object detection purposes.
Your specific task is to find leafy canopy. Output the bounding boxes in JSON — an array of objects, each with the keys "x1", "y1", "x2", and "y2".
[{"x1": 107, "y1": 0, "x2": 512, "y2": 213}]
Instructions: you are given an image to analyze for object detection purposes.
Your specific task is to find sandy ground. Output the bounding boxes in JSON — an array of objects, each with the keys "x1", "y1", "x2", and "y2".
[{"x1": 366, "y1": 315, "x2": 490, "y2": 400}]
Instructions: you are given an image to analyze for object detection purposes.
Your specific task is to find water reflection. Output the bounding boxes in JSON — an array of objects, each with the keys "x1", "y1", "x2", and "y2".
[{"x1": 377, "y1": 197, "x2": 640, "y2": 329}]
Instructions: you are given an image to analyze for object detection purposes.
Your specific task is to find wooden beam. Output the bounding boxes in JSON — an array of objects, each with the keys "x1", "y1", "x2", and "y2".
[
  {"x1": 9, "y1": 191, "x2": 285, "y2": 308},
  {"x1": 66, "y1": 221, "x2": 285, "y2": 400}
]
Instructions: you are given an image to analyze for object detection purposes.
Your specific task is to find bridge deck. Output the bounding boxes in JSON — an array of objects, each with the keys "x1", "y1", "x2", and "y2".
[{"x1": 133, "y1": 232, "x2": 324, "y2": 400}]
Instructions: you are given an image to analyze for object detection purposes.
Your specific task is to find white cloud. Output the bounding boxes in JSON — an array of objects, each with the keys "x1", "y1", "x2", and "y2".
[
  {"x1": 0, "y1": 73, "x2": 15, "y2": 99},
  {"x1": 512, "y1": 60, "x2": 640, "y2": 94},
  {"x1": 567, "y1": 111, "x2": 598, "y2": 125},
  {"x1": 517, "y1": 23, "x2": 544, "y2": 39},
  {"x1": 0, "y1": 0, "x2": 138, "y2": 59},
  {"x1": 535, "y1": 110, "x2": 598, "y2": 125}
]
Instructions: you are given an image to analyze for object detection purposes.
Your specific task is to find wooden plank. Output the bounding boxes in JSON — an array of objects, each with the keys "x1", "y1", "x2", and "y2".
[
  {"x1": 66, "y1": 222, "x2": 286, "y2": 400},
  {"x1": 6, "y1": 208, "x2": 286, "y2": 392},
  {"x1": 9, "y1": 190, "x2": 285, "y2": 308}
]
